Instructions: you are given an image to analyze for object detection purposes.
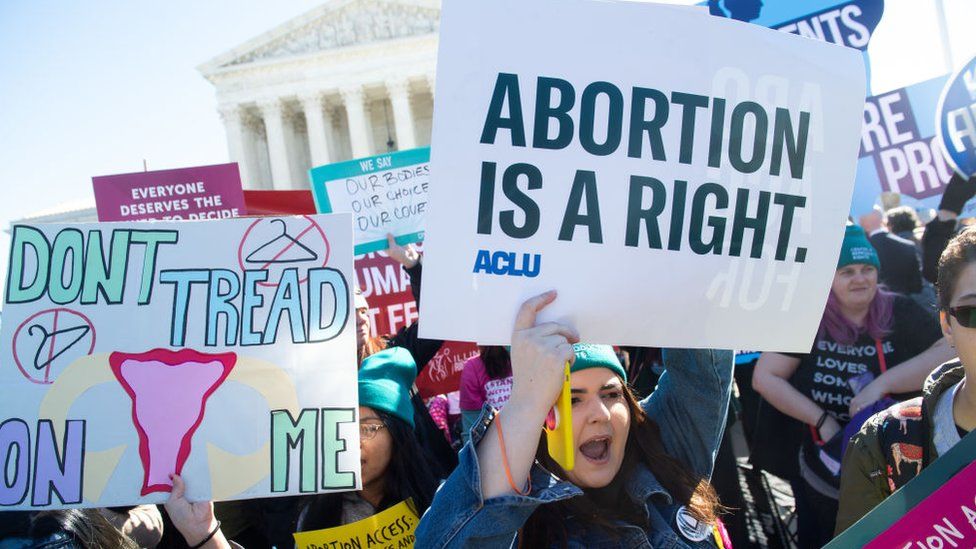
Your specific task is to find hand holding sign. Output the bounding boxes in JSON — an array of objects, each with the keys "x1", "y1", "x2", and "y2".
[
  {"x1": 386, "y1": 233, "x2": 420, "y2": 269},
  {"x1": 164, "y1": 475, "x2": 224, "y2": 548},
  {"x1": 509, "y1": 292, "x2": 579, "y2": 418}
]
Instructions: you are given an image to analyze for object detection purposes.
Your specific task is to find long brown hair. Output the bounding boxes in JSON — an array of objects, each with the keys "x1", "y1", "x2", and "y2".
[
  {"x1": 519, "y1": 384, "x2": 723, "y2": 547},
  {"x1": 30, "y1": 509, "x2": 137, "y2": 549},
  {"x1": 358, "y1": 336, "x2": 388, "y2": 364}
]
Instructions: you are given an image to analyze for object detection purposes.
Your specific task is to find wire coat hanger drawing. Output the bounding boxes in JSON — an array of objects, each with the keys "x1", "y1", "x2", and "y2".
[
  {"x1": 244, "y1": 219, "x2": 318, "y2": 264},
  {"x1": 28, "y1": 324, "x2": 91, "y2": 370}
]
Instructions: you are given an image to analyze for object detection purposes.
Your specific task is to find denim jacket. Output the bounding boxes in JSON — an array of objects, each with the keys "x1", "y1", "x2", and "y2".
[{"x1": 415, "y1": 348, "x2": 733, "y2": 548}]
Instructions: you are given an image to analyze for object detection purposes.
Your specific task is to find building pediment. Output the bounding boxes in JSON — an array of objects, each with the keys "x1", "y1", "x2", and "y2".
[{"x1": 200, "y1": 0, "x2": 439, "y2": 73}]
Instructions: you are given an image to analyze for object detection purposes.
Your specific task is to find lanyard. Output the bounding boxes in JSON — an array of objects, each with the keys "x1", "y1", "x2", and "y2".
[{"x1": 875, "y1": 338, "x2": 888, "y2": 373}]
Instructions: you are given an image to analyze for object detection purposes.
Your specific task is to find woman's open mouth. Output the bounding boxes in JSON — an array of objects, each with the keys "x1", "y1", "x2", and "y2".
[{"x1": 578, "y1": 435, "x2": 611, "y2": 464}]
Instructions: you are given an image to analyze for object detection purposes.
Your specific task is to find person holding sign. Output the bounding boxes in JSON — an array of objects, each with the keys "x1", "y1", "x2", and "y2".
[
  {"x1": 355, "y1": 234, "x2": 456, "y2": 479},
  {"x1": 753, "y1": 225, "x2": 953, "y2": 547},
  {"x1": 164, "y1": 474, "x2": 239, "y2": 549},
  {"x1": 836, "y1": 228, "x2": 976, "y2": 535},
  {"x1": 415, "y1": 292, "x2": 732, "y2": 548},
  {"x1": 296, "y1": 347, "x2": 439, "y2": 534}
]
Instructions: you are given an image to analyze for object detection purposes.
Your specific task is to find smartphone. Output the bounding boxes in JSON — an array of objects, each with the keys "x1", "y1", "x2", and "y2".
[{"x1": 544, "y1": 361, "x2": 574, "y2": 471}]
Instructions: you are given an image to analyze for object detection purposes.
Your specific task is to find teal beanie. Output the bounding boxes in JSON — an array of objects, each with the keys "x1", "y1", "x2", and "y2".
[
  {"x1": 837, "y1": 225, "x2": 880, "y2": 270},
  {"x1": 358, "y1": 347, "x2": 418, "y2": 428},
  {"x1": 570, "y1": 344, "x2": 627, "y2": 382}
]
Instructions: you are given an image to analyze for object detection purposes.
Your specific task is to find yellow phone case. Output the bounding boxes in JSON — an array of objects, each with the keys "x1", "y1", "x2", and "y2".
[{"x1": 544, "y1": 361, "x2": 574, "y2": 471}]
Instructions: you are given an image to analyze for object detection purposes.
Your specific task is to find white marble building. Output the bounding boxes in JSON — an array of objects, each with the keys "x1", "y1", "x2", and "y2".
[
  {"x1": 14, "y1": 0, "x2": 441, "y2": 225},
  {"x1": 198, "y1": 0, "x2": 441, "y2": 191}
]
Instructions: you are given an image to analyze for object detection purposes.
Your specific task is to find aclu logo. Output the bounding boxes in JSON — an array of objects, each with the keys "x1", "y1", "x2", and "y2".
[{"x1": 472, "y1": 250, "x2": 541, "y2": 277}]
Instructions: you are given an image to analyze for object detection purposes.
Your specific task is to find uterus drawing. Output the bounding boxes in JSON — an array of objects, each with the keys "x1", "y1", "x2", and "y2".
[{"x1": 109, "y1": 349, "x2": 237, "y2": 495}]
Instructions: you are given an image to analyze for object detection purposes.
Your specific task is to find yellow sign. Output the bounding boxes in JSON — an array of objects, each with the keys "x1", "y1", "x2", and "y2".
[{"x1": 293, "y1": 498, "x2": 418, "y2": 549}]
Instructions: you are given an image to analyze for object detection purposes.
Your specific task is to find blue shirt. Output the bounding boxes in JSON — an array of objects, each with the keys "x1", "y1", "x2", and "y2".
[{"x1": 415, "y1": 348, "x2": 733, "y2": 548}]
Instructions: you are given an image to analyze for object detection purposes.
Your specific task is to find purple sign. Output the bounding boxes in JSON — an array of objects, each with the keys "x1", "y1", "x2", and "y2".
[
  {"x1": 867, "y1": 459, "x2": 976, "y2": 548},
  {"x1": 92, "y1": 163, "x2": 247, "y2": 222},
  {"x1": 852, "y1": 77, "x2": 958, "y2": 214}
]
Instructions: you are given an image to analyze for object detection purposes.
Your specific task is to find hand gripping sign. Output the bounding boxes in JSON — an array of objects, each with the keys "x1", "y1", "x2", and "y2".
[
  {"x1": 0, "y1": 214, "x2": 359, "y2": 509},
  {"x1": 419, "y1": 0, "x2": 866, "y2": 351}
]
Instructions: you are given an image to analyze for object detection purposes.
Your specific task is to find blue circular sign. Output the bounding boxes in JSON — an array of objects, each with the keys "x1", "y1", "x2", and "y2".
[{"x1": 938, "y1": 55, "x2": 976, "y2": 178}]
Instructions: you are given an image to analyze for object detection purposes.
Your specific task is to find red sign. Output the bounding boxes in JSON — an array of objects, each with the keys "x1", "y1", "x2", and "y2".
[{"x1": 244, "y1": 190, "x2": 476, "y2": 398}]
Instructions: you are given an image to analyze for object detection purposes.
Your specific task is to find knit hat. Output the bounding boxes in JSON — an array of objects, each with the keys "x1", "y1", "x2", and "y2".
[
  {"x1": 837, "y1": 224, "x2": 880, "y2": 270},
  {"x1": 570, "y1": 344, "x2": 627, "y2": 382},
  {"x1": 358, "y1": 347, "x2": 417, "y2": 428},
  {"x1": 353, "y1": 286, "x2": 368, "y2": 310}
]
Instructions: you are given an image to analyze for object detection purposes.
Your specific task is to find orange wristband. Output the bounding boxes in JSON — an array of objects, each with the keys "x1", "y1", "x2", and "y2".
[{"x1": 495, "y1": 412, "x2": 531, "y2": 496}]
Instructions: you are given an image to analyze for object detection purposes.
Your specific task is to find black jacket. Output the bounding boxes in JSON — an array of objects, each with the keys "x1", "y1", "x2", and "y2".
[
  {"x1": 869, "y1": 230, "x2": 922, "y2": 294},
  {"x1": 383, "y1": 263, "x2": 457, "y2": 479}
]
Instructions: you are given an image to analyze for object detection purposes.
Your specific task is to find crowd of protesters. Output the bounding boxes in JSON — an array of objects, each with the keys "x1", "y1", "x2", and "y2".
[{"x1": 3, "y1": 173, "x2": 976, "y2": 549}]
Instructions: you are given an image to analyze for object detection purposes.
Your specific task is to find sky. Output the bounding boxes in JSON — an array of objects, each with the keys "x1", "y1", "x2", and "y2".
[{"x1": 0, "y1": 0, "x2": 974, "y2": 296}]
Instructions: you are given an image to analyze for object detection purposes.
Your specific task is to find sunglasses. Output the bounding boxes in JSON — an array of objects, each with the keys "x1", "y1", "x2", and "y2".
[{"x1": 949, "y1": 306, "x2": 976, "y2": 328}]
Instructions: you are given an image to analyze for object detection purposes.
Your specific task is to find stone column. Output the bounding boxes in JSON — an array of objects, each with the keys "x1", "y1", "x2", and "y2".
[
  {"x1": 426, "y1": 73, "x2": 436, "y2": 101},
  {"x1": 386, "y1": 79, "x2": 417, "y2": 150},
  {"x1": 217, "y1": 104, "x2": 254, "y2": 187},
  {"x1": 258, "y1": 98, "x2": 294, "y2": 189},
  {"x1": 341, "y1": 86, "x2": 372, "y2": 159},
  {"x1": 299, "y1": 92, "x2": 332, "y2": 168}
]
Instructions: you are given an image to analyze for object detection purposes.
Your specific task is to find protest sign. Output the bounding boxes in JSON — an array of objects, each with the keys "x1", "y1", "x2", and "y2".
[
  {"x1": 92, "y1": 163, "x2": 247, "y2": 222},
  {"x1": 0, "y1": 214, "x2": 359, "y2": 509},
  {"x1": 244, "y1": 189, "x2": 317, "y2": 216},
  {"x1": 293, "y1": 498, "x2": 418, "y2": 549},
  {"x1": 827, "y1": 430, "x2": 976, "y2": 547},
  {"x1": 355, "y1": 248, "x2": 478, "y2": 399},
  {"x1": 420, "y1": 0, "x2": 866, "y2": 350},
  {"x1": 702, "y1": 0, "x2": 884, "y2": 52},
  {"x1": 311, "y1": 148, "x2": 430, "y2": 254},
  {"x1": 937, "y1": 54, "x2": 976, "y2": 179},
  {"x1": 849, "y1": 75, "x2": 970, "y2": 217},
  {"x1": 866, "y1": 460, "x2": 976, "y2": 548},
  {"x1": 242, "y1": 189, "x2": 478, "y2": 397}
]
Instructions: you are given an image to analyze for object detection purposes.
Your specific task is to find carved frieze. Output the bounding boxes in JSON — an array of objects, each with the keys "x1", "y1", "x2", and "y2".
[{"x1": 227, "y1": 0, "x2": 439, "y2": 67}]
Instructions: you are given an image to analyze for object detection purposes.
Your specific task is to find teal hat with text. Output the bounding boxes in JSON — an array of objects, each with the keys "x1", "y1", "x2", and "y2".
[
  {"x1": 837, "y1": 224, "x2": 880, "y2": 270},
  {"x1": 358, "y1": 347, "x2": 417, "y2": 428},
  {"x1": 569, "y1": 344, "x2": 627, "y2": 382}
]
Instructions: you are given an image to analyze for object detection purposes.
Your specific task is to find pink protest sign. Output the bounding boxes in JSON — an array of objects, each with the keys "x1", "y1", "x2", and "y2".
[
  {"x1": 92, "y1": 162, "x2": 246, "y2": 221},
  {"x1": 867, "y1": 460, "x2": 976, "y2": 548}
]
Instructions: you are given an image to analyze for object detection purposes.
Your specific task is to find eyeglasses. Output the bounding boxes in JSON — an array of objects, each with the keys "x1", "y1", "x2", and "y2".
[
  {"x1": 949, "y1": 306, "x2": 976, "y2": 328},
  {"x1": 360, "y1": 421, "x2": 387, "y2": 440}
]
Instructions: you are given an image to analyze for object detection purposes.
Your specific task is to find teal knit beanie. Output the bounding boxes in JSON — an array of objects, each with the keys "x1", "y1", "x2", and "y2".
[
  {"x1": 837, "y1": 224, "x2": 880, "y2": 270},
  {"x1": 358, "y1": 347, "x2": 417, "y2": 428},
  {"x1": 570, "y1": 344, "x2": 627, "y2": 382}
]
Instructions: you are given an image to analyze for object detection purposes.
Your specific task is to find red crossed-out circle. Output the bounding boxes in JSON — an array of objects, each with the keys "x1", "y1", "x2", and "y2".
[
  {"x1": 12, "y1": 308, "x2": 96, "y2": 385},
  {"x1": 237, "y1": 215, "x2": 331, "y2": 287}
]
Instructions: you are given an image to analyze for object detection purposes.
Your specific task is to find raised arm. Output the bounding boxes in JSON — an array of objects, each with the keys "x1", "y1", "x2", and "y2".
[
  {"x1": 642, "y1": 347, "x2": 733, "y2": 479},
  {"x1": 385, "y1": 234, "x2": 444, "y2": 369},
  {"x1": 415, "y1": 292, "x2": 580, "y2": 548}
]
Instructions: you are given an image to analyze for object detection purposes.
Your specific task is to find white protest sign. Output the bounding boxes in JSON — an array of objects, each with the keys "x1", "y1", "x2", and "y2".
[
  {"x1": 311, "y1": 148, "x2": 430, "y2": 254},
  {"x1": 0, "y1": 214, "x2": 360, "y2": 509},
  {"x1": 420, "y1": 0, "x2": 866, "y2": 351}
]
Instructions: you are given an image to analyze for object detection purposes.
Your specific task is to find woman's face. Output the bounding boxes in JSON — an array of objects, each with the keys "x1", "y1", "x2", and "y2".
[
  {"x1": 356, "y1": 308, "x2": 371, "y2": 347},
  {"x1": 832, "y1": 263, "x2": 878, "y2": 311},
  {"x1": 941, "y1": 262, "x2": 976, "y2": 380},
  {"x1": 359, "y1": 406, "x2": 393, "y2": 489},
  {"x1": 562, "y1": 368, "x2": 630, "y2": 489}
]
